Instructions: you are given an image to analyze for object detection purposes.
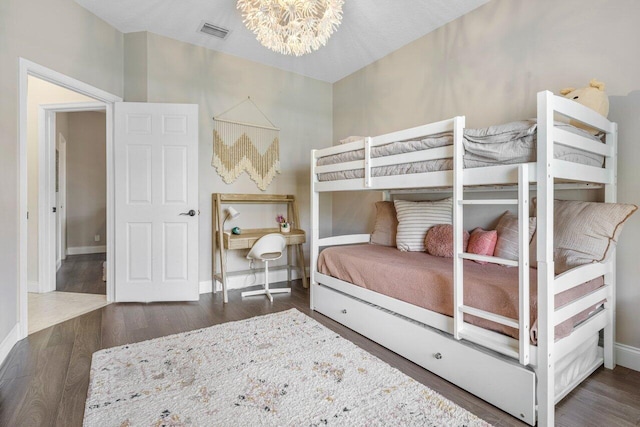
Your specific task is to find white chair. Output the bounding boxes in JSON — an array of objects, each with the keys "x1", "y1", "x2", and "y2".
[{"x1": 241, "y1": 233, "x2": 290, "y2": 302}]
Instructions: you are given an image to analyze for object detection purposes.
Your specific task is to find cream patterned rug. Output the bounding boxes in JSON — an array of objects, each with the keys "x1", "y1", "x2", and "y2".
[{"x1": 84, "y1": 309, "x2": 491, "y2": 426}]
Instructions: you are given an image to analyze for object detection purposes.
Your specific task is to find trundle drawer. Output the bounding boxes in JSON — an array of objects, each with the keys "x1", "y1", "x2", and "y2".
[{"x1": 312, "y1": 283, "x2": 536, "y2": 425}]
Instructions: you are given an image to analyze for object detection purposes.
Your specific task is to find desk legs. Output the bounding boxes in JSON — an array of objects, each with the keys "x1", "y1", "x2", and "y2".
[{"x1": 296, "y1": 243, "x2": 308, "y2": 288}]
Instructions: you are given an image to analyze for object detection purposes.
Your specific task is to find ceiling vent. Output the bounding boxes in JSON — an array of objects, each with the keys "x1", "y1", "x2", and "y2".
[{"x1": 199, "y1": 22, "x2": 230, "y2": 40}]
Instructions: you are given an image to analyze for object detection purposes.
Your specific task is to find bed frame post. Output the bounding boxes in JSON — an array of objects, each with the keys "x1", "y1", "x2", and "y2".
[
  {"x1": 603, "y1": 122, "x2": 618, "y2": 369},
  {"x1": 453, "y1": 116, "x2": 465, "y2": 340},
  {"x1": 310, "y1": 149, "x2": 320, "y2": 310},
  {"x1": 518, "y1": 164, "x2": 530, "y2": 366},
  {"x1": 537, "y1": 90, "x2": 555, "y2": 427}
]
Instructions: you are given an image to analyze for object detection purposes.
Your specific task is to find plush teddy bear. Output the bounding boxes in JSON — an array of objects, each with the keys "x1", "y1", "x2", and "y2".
[{"x1": 559, "y1": 79, "x2": 609, "y2": 133}]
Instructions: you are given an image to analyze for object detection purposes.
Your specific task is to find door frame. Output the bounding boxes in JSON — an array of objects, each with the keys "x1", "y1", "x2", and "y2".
[
  {"x1": 37, "y1": 101, "x2": 106, "y2": 294},
  {"x1": 57, "y1": 131, "x2": 67, "y2": 269},
  {"x1": 18, "y1": 58, "x2": 122, "y2": 339}
]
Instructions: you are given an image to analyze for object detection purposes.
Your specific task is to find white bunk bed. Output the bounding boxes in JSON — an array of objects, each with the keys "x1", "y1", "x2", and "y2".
[{"x1": 309, "y1": 91, "x2": 618, "y2": 426}]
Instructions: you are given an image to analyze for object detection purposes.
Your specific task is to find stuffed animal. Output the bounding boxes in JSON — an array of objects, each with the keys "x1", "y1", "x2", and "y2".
[{"x1": 559, "y1": 79, "x2": 609, "y2": 133}]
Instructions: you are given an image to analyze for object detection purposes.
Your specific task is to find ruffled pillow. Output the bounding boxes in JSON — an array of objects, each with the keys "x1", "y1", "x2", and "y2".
[{"x1": 425, "y1": 224, "x2": 469, "y2": 258}]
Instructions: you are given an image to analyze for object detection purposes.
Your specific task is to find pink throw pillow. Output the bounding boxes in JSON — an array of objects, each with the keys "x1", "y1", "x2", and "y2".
[
  {"x1": 467, "y1": 228, "x2": 498, "y2": 264},
  {"x1": 425, "y1": 224, "x2": 469, "y2": 258}
]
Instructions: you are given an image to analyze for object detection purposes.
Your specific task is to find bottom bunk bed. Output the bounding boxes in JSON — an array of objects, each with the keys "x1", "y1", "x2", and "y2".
[{"x1": 312, "y1": 244, "x2": 607, "y2": 424}]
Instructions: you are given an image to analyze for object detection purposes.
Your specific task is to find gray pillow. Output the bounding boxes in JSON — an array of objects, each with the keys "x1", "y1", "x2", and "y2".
[{"x1": 494, "y1": 211, "x2": 536, "y2": 265}]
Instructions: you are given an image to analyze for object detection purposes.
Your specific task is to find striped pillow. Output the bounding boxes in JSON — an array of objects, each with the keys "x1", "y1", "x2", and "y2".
[{"x1": 394, "y1": 198, "x2": 453, "y2": 252}]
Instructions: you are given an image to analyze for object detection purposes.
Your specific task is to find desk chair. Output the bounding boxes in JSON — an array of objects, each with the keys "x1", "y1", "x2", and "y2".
[{"x1": 241, "y1": 233, "x2": 290, "y2": 302}]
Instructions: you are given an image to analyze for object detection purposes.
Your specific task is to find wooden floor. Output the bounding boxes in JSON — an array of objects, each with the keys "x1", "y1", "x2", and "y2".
[
  {"x1": 1, "y1": 281, "x2": 639, "y2": 427},
  {"x1": 56, "y1": 254, "x2": 106, "y2": 294}
]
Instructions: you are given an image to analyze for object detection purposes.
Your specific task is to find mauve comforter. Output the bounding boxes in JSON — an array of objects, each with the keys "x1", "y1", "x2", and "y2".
[{"x1": 317, "y1": 244, "x2": 603, "y2": 343}]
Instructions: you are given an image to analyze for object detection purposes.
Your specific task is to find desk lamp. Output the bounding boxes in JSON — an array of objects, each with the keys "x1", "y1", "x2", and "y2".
[{"x1": 224, "y1": 206, "x2": 240, "y2": 229}]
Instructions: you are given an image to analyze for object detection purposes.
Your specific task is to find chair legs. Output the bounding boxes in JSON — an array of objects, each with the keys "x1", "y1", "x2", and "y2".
[{"x1": 241, "y1": 260, "x2": 291, "y2": 302}]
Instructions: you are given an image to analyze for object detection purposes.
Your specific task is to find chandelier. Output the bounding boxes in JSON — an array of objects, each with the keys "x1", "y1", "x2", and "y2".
[{"x1": 237, "y1": 0, "x2": 344, "y2": 57}]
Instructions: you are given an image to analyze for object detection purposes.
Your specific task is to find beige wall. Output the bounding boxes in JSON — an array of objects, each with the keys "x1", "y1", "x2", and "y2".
[
  {"x1": 139, "y1": 32, "x2": 333, "y2": 283},
  {"x1": 65, "y1": 112, "x2": 107, "y2": 250},
  {"x1": 124, "y1": 32, "x2": 148, "y2": 103},
  {"x1": 26, "y1": 77, "x2": 94, "y2": 289},
  {"x1": 332, "y1": 0, "x2": 640, "y2": 348},
  {"x1": 0, "y1": 0, "x2": 123, "y2": 342}
]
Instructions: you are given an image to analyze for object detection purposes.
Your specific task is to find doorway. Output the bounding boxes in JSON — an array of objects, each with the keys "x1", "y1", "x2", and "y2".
[
  {"x1": 50, "y1": 107, "x2": 108, "y2": 296},
  {"x1": 18, "y1": 59, "x2": 121, "y2": 339}
]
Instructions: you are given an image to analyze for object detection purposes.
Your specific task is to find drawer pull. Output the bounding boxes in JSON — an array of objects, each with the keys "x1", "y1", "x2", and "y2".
[
  {"x1": 434, "y1": 352, "x2": 442, "y2": 360},
  {"x1": 341, "y1": 309, "x2": 347, "y2": 314}
]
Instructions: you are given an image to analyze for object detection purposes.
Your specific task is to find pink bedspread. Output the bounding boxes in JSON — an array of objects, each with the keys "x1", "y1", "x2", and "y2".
[{"x1": 317, "y1": 244, "x2": 604, "y2": 343}]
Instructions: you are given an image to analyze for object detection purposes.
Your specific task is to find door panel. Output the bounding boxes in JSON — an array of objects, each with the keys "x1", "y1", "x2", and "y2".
[{"x1": 115, "y1": 102, "x2": 199, "y2": 302}]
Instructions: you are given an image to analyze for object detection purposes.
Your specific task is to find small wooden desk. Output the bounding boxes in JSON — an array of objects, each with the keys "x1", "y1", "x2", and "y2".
[
  {"x1": 224, "y1": 228, "x2": 305, "y2": 250},
  {"x1": 212, "y1": 194, "x2": 308, "y2": 303}
]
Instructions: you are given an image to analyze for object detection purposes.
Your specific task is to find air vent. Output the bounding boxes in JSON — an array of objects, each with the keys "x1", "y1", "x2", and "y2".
[{"x1": 199, "y1": 22, "x2": 230, "y2": 40}]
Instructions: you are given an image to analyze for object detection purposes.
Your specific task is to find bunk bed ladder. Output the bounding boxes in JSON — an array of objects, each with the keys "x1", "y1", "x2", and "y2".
[{"x1": 454, "y1": 164, "x2": 531, "y2": 365}]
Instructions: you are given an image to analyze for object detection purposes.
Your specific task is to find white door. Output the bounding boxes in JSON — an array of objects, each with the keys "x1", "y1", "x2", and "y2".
[{"x1": 114, "y1": 102, "x2": 199, "y2": 302}]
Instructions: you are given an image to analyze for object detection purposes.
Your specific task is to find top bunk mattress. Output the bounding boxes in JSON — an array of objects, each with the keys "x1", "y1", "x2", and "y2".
[
  {"x1": 317, "y1": 244, "x2": 604, "y2": 343},
  {"x1": 317, "y1": 120, "x2": 604, "y2": 182}
]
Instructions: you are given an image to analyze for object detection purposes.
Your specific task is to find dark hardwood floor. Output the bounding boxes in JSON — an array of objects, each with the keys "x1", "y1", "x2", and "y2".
[
  {"x1": 1, "y1": 281, "x2": 639, "y2": 426},
  {"x1": 55, "y1": 254, "x2": 106, "y2": 295}
]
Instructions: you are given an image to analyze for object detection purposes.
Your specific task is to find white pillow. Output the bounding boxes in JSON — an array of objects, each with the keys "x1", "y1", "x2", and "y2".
[{"x1": 394, "y1": 198, "x2": 453, "y2": 252}]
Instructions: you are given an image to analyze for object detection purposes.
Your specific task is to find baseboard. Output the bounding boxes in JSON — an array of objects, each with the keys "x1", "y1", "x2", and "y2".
[
  {"x1": 67, "y1": 245, "x2": 106, "y2": 255},
  {"x1": 200, "y1": 267, "x2": 310, "y2": 295},
  {"x1": 199, "y1": 280, "x2": 213, "y2": 294},
  {"x1": 0, "y1": 324, "x2": 19, "y2": 367},
  {"x1": 615, "y1": 342, "x2": 640, "y2": 372},
  {"x1": 27, "y1": 280, "x2": 39, "y2": 293}
]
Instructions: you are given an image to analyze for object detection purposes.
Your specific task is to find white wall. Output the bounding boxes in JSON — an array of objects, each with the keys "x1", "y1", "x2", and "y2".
[
  {"x1": 332, "y1": 0, "x2": 640, "y2": 348},
  {"x1": 65, "y1": 111, "x2": 107, "y2": 251},
  {"x1": 138, "y1": 32, "x2": 333, "y2": 283},
  {"x1": 26, "y1": 77, "x2": 94, "y2": 290},
  {"x1": 0, "y1": 0, "x2": 123, "y2": 350}
]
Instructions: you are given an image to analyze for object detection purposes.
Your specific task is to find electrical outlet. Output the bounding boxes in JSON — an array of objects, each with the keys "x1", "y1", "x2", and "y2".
[{"x1": 94, "y1": 234, "x2": 100, "y2": 242}]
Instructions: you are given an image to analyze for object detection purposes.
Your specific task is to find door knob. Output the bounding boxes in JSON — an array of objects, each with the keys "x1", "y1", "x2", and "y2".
[{"x1": 180, "y1": 209, "x2": 196, "y2": 217}]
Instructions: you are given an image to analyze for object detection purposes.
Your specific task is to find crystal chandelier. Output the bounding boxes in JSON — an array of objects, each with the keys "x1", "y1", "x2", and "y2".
[{"x1": 237, "y1": 0, "x2": 344, "y2": 57}]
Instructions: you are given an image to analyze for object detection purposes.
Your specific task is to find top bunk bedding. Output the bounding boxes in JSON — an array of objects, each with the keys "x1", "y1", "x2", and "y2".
[{"x1": 317, "y1": 120, "x2": 604, "y2": 182}]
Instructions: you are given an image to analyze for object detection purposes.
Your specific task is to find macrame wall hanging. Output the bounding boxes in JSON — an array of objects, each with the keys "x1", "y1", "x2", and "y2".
[{"x1": 212, "y1": 97, "x2": 280, "y2": 191}]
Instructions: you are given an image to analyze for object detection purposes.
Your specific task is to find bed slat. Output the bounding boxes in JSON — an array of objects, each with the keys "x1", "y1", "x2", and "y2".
[
  {"x1": 315, "y1": 159, "x2": 364, "y2": 174},
  {"x1": 554, "y1": 286, "x2": 609, "y2": 326},
  {"x1": 369, "y1": 118, "x2": 457, "y2": 147},
  {"x1": 460, "y1": 305, "x2": 519, "y2": 329},
  {"x1": 553, "y1": 160, "x2": 611, "y2": 184},
  {"x1": 371, "y1": 145, "x2": 453, "y2": 167},
  {"x1": 459, "y1": 199, "x2": 517, "y2": 205},
  {"x1": 554, "y1": 262, "x2": 611, "y2": 295},
  {"x1": 459, "y1": 252, "x2": 518, "y2": 267},
  {"x1": 554, "y1": 128, "x2": 612, "y2": 157}
]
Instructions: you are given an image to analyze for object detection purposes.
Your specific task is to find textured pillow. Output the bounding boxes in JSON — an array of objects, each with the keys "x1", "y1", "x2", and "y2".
[
  {"x1": 370, "y1": 201, "x2": 398, "y2": 247},
  {"x1": 494, "y1": 211, "x2": 537, "y2": 264},
  {"x1": 533, "y1": 199, "x2": 637, "y2": 274},
  {"x1": 425, "y1": 224, "x2": 469, "y2": 258},
  {"x1": 467, "y1": 228, "x2": 498, "y2": 264},
  {"x1": 394, "y1": 198, "x2": 453, "y2": 252}
]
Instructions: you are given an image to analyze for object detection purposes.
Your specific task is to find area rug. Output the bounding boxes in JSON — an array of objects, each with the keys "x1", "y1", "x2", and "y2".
[{"x1": 84, "y1": 309, "x2": 491, "y2": 426}]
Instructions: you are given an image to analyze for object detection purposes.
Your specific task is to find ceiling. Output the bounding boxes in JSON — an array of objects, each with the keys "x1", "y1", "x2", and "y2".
[{"x1": 75, "y1": 0, "x2": 488, "y2": 83}]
